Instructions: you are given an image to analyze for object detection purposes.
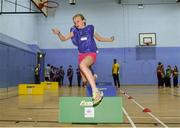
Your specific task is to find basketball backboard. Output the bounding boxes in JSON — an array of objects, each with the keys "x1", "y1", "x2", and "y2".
[
  {"x1": 31, "y1": 0, "x2": 48, "y2": 16},
  {"x1": 139, "y1": 33, "x2": 156, "y2": 46}
]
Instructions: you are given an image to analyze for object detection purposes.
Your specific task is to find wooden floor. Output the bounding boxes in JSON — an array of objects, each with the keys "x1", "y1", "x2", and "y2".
[{"x1": 0, "y1": 85, "x2": 180, "y2": 127}]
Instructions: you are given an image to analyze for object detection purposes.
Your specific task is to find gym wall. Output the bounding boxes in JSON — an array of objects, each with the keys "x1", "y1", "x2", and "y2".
[
  {"x1": 39, "y1": 0, "x2": 180, "y2": 85},
  {"x1": 0, "y1": 33, "x2": 36, "y2": 88}
]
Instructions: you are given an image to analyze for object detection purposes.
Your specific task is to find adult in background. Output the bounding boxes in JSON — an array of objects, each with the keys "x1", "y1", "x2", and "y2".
[
  {"x1": 67, "y1": 65, "x2": 73, "y2": 87},
  {"x1": 112, "y1": 59, "x2": 120, "y2": 88},
  {"x1": 76, "y1": 67, "x2": 82, "y2": 87},
  {"x1": 59, "y1": 66, "x2": 65, "y2": 86},
  {"x1": 45, "y1": 64, "x2": 51, "y2": 81},
  {"x1": 165, "y1": 65, "x2": 172, "y2": 88},
  {"x1": 156, "y1": 62, "x2": 163, "y2": 88},
  {"x1": 173, "y1": 65, "x2": 179, "y2": 88}
]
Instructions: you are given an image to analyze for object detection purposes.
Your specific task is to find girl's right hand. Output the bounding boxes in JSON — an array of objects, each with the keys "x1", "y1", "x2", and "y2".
[
  {"x1": 110, "y1": 36, "x2": 115, "y2": 42},
  {"x1": 52, "y1": 28, "x2": 60, "y2": 35}
]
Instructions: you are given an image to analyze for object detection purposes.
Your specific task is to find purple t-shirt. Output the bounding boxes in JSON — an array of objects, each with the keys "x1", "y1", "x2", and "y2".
[{"x1": 70, "y1": 25, "x2": 97, "y2": 53}]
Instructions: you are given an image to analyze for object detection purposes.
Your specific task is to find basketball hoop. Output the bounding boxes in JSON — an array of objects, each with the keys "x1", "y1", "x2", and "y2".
[
  {"x1": 145, "y1": 42, "x2": 150, "y2": 46},
  {"x1": 144, "y1": 42, "x2": 151, "y2": 46},
  {"x1": 39, "y1": 1, "x2": 59, "y2": 9},
  {"x1": 38, "y1": 1, "x2": 59, "y2": 17}
]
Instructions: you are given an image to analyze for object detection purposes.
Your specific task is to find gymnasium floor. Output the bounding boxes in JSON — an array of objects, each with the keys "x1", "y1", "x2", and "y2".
[{"x1": 0, "y1": 85, "x2": 180, "y2": 127}]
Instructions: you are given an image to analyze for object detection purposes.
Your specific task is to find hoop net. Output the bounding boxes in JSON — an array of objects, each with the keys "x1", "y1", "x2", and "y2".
[
  {"x1": 144, "y1": 42, "x2": 152, "y2": 46},
  {"x1": 47, "y1": 7, "x2": 57, "y2": 17},
  {"x1": 144, "y1": 42, "x2": 150, "y2": 46},
  {"x1": 38, "y1": 1, "x2": 59, "y2": 17}
]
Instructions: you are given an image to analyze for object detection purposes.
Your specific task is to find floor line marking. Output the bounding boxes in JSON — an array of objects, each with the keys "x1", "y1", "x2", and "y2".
[
  {"x1": 122, "y1": 107, "x2": 137, "y2": 128},
  {"x1": 120, "y1": 89, "x2": 168, "y2": 128}
]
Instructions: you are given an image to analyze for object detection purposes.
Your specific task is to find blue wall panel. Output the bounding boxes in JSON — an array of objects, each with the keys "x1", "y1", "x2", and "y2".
[
  {"x1": 43, "y1": 47, "x2": 180, "y2": 85},
  {"x1": 0, "y1": 42, "x2": 36, "y2": 88},
  {"x1": 0, "y1": 44, "x2": 8, "y2": 87}
]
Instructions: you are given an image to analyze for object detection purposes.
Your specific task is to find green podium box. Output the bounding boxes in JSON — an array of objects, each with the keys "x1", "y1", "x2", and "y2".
[{"x1": 59, "y1": 97, "x2": 123, "y2": 123}]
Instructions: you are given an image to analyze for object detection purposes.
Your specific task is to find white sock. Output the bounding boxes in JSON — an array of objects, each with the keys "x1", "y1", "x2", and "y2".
[{"x1": 92, "y1": 88, "x2": 99, "y2": 94}]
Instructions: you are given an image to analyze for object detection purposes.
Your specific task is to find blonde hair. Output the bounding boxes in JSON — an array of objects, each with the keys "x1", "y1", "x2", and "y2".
[
  {"x1": 73, "y1": 13, "x2": 86, "y2": 25},
  {"x1": 73, "y1": 13, "x2": 86, "y2": 21}
]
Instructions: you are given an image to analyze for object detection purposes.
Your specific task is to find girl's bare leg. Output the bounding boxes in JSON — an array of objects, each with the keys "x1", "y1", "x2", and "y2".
[
  {"x1": 79, "y1": 56, "x2": 98, "y2": 92},
  {"x1": 79, "y1": 55, "x2": 103, "y2": 106},
  {"x1": 80, "y1": 71, "x2": 88, "y2": 87}
]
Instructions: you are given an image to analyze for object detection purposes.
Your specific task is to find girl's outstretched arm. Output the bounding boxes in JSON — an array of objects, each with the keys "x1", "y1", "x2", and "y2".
[
  {"x1": 52, "y1": 28, "x2": 73, "y2": 41},
  {"x1": 94, "y1": 32, "x2": 114, "y2": 42}
]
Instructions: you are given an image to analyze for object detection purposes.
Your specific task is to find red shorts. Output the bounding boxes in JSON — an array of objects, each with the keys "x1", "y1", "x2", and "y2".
[{"x1": 78, "y1": 52, "x2": 97, "y2": 64}]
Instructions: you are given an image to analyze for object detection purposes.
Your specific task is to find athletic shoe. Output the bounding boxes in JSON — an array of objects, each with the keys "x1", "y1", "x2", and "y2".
[{"x1": 92, "y1": 91, "x2": 103, "y2": 106}]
